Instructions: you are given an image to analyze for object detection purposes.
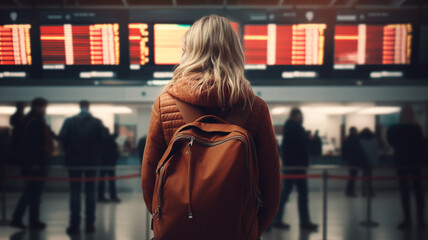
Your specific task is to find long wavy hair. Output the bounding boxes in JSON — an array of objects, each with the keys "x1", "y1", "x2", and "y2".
[{"x1": 162, "y1": 15, "x2": 254, "y2": 111}]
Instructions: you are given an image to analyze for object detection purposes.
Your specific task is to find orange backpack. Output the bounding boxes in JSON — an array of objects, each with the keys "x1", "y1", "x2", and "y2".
[{"x1": 151, "y1": 99, "x2": 262, "y2": 240}]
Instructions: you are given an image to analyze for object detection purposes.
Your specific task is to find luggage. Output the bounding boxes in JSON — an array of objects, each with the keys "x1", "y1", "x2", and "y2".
[{"x1": 151, "y1": 99, "x2": 262, "y2": 240}]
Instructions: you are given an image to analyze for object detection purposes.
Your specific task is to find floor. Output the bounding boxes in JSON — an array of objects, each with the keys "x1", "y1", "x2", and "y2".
[{"x1": 0, "y1": 191, "x2": 426, "y2": 240}]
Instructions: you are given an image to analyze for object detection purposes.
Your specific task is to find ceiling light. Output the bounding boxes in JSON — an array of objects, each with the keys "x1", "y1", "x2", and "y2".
[
  {"x1": 358, "y1": 107, "x2": 400, "y2": 115},
  {"x1": 0, "y1": 106, "x2": 16, "y2": 115},
  {"x1": 313, "y1": 106, "x2": 360, "y2": 115},
  {"x1": 0, "y1": 105, "x2": 132, "y2": 116},
  {"x1": 271, "y1": 107, "x2": 290, "y2": 115}
]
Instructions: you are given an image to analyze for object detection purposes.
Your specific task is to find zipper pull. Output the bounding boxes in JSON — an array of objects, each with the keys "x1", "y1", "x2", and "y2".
[
  {"x1": 188, "y1": 211, "x2": 193, "y2": 219},
  {"x1": 257, "y1": 191, "x2": 263, "y2": 209},
  {"x1": 153, "y1": 206, "x2": 161, "y2": 221},
  {"x1": 188, "y1": 136, "x2": 195, "y2": 147}
]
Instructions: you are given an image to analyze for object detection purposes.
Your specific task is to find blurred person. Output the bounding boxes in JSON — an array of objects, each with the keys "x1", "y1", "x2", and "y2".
[
  {"x1": 342, "y1": 127, "x2": 368, "y2": 197},
  {"x1": 387, "y1": 105, "x2": 426, "y2": 229},
  {"x1": 272, "y1": 108, "x2": 318, "y2": 231},
  {"x1": 137, "y1": 135, "x2": 147, "y2": 161},
  {"x1": 0, "y1": 128, "x2": 9, "y2": 185},
  {"x1": 59, "y1": 100, "x2": 109, "y2": 234},
  {"x1": 359, "y1": 128, "x2": 378, "y2": 196},
  {"x1": 98, "y1": 131, "x2": 120, "y2": 203},
  {"x1": 0, "y1": 128, "x2": 9, "y2": 162},
  {"x1": 10, "y1": 98, "x2": 54, "y2": 230},
  {"x1": 142, "y1": 15, "x2": 280, "y2": 239},
  {"x1": 9, "y1": 101, "x2": 25, "y2": 164},
  {"x1": 9, "y1": 101, "x2": 25, "y2": 128}
]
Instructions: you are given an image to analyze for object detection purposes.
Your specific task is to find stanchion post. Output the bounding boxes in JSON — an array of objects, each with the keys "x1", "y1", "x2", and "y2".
[
  {"x1": 360, "y1": 168, "x2": 378, "y2": 227},
  {"x1": 322, "y1": 169, "x2": 328, "y2": 240},
  {"x1": 146, "y1": 208, "x2": 150, "y2": 240}
]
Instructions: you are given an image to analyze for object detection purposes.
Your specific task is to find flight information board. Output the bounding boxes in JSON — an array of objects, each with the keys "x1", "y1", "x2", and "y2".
[
  {"x1": 129, "y1": 23, "x2": 150, "y2": 66},
  {"x1": 244, "y1": 24, "x2": 326, "y2": 65},
  {"x1": 40, "y1": 23, "x2": 120, "y2": 68},
  {"x1": 129, "y1": 21, "x2": 239, "y2": 68},
  {"x1": 153, "y1": 24, "x2": 191, "y2": 65},
  {"x1": 0, "y1": 24, "x2": 31, "y2": 65},
  {"x1": 334, "y1": 24, "x2": 412, "y2": 67}
]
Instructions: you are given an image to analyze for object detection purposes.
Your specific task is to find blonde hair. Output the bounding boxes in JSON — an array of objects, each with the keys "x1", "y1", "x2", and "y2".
[{"x1": 162, "y1": 15, "x2": 254, "y2": 111}]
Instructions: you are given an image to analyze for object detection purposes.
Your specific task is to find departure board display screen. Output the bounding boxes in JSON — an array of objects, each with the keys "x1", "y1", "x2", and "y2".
[
  {"x1": 153, "y1": 24, "x2": 190, "y2": 65},
  {"x1": 244, "y1": 24, "x2": 326, "y2": 66},
  {"x1": 40, "y1": 23, "x2": 120, "y2": 68},
  {"x1": 334, "y1": 24, "x2": 412, "y2": 67},
  {"x1": 129, "y1": 23, "x2": 149, "y2": 66},
  {"x1": 0, "y1": 24, "x2": 32, "y2": 65},
  {"x1": 129, "y1": 21, "x2": 239, "y2": 68}
]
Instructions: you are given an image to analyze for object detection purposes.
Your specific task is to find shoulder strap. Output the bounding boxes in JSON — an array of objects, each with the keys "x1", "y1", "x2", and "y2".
[
  {"x1": 174, "y1": 99, "x2": 205, "y2": 124},
  {"x1": 174, "y1": 98, "x2": 251, "y2": 128}
]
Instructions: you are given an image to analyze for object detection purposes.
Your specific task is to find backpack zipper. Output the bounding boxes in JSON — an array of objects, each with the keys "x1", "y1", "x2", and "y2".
[
  {"x1": 187, "y1": 136, "x2": 195, "y2": 219},
  {"x1": 156, "y1": 133, "x2": 260, "y2": 221}
]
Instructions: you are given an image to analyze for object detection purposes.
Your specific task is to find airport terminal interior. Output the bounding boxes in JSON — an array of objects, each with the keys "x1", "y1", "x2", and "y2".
[{"x1": 0, "y1": 0, "x2": 428, "y2": 240}]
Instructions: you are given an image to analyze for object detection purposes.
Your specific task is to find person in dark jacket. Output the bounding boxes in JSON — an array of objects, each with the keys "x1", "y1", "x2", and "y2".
[
  {"x1": 98, "y1": 131, "x2": 120, "y2": 203},
  {"x1": 342, "y1": 127, "x2": 368, "y2": 197},
  {"x1": 9, "y1": 101, "x2": 25, "y2": 164},
  {"x1": 10, "y1": 98, "x2": 54, "y2": 230},
  {"x1": 0, "y1": 128, "x2": 9, "y2": 188},
  {"x1": 387, "y1": 105, "x2": 426, "y2": 229},
  {"x1": 272, "y1": 108, "x2": 318, "y2": 231},
  {"x1": 59, "y1": 100, "x2": 109, "y2": 235}
]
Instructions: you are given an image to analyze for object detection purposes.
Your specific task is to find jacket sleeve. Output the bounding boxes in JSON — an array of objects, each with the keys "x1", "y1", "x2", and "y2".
[
  {"x1": 141, "y1": 97, "x2": 167, "y2": 213},
  {"x1": 25, "y1": 119, "x2": 45, "y2": 165},
  {"x1": 59, "y1": 118, "x2": 69, "y2": 141},
  {"x1": 255, "y1": 100, "x2": 281, "y2": 236},
  {"x1": 98, "y1": 120, "x2": 110, "y2": 142}
]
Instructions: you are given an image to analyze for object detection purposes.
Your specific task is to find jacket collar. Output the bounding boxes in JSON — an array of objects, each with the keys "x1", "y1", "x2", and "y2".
[
  {"x1": 167, "y1": 77, "x2": 253, "y2": 108},
  {"x1": 78, "y1": 109, "x2": 91, "y2": 116}
]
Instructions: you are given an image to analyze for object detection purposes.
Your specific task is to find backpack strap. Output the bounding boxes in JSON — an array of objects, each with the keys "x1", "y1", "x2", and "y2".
[
  {"x1": 174, "y1": 98, "x2": 251, "y2": 128},
  {"x1": 174, "y1": 98, "x2": 205, "y2": 124}
]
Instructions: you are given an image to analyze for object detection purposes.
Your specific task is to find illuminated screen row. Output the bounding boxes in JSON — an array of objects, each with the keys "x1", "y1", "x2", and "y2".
[
  {"x1": 0, "y1": 22, "x2": 418, "y2": 67},
  {"x1": 244, "y1": 24, "x2": 326, "y2": 65},
  {"x1": 40, "y1": 24, "x2": 120, "y2": 68},
  {"x1": 0, "y1": 24, "x2": 32, "y2": 65},
  {"x1": 128, "y1": 23, "x2": 191, "y2": 67},
  {"x1": 334, "y1": 24, "x2": 412, "y2": 68}
]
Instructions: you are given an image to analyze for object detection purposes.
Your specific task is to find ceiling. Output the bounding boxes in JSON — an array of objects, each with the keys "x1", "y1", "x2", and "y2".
[{"x1": 1, "y1": 0, "x2": 427, "y2": 8}]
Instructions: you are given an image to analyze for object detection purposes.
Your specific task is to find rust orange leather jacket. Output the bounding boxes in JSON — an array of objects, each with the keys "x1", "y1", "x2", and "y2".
[{"x1": 142, "y1": 78, "x2": 280, "y2": 235}]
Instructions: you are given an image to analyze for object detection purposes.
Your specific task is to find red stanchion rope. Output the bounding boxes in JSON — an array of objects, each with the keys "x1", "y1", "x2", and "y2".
[
  {"x1": 281, "y1": 174, "x2": 322, "y2": 179},
  {"x1": 5, "y1": 173, "x2": 140, "y2": 182},
  {"x1": 280, "y1": 174, "x2": 428, "y2": 181},
  {"x1": 329, "y1": 174, "x2": 428, "y2": 181},
  {"x1": 3, "y1": 172, "x2": 428, "y2": 182}
]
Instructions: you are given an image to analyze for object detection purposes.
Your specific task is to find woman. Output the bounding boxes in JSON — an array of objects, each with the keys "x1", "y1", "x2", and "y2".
[{"x1": 142, "y1": 15, "x2": 280, "y2": 239}]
